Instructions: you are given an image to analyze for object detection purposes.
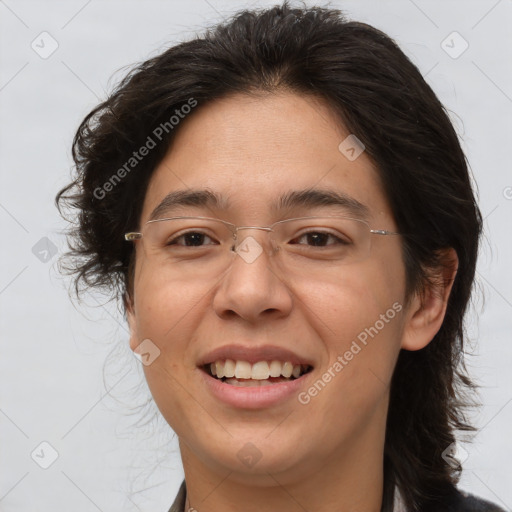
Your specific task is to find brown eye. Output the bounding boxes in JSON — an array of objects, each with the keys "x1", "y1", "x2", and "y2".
[
  {"x1": 290, "y1": 231, "x2": 350, "y2": 247},
  {"x1": 166, "y1": 232, "x2": 217, "y2": 247}
]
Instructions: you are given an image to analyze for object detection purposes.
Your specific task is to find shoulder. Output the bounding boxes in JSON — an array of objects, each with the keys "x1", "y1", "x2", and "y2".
[
  {"x1": 168, "y1": 480, "x2": 187, "y2": 512},
  {"x1": 442, "y1": 487, "x2": 507, "y2": 512}
]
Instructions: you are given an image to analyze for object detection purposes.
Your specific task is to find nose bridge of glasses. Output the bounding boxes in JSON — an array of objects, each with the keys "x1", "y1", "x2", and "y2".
[
  {"x1": 234, "y1": 225, "x2": 273, "y2": 236},
  {"x1": 231, "y1": 225, "x2": 278, "y2": 260}
]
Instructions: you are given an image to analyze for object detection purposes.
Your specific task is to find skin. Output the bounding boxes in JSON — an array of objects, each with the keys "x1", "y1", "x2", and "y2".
[{"x1": 126, "y1": 91, "x2": 457, "y2": 512}]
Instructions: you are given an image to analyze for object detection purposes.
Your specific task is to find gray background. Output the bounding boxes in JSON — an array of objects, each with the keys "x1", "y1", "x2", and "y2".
[{"x1": 1, "y1": 0, "x2": 511, "y2": 510}]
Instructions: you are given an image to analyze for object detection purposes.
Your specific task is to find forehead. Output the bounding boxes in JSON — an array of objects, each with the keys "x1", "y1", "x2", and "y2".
[{"x1": 140, "y1": 92, "x2": 394, "y2": 224}]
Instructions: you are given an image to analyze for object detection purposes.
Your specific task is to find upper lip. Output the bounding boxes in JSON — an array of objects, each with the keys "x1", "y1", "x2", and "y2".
[{"x1": 197, "y1": 344, "x2": 315, "y2": 367}]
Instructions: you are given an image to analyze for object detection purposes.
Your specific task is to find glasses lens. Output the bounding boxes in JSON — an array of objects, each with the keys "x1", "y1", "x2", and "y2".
[
  {"x1": 271, "y1": 216, "x2": 371, "y2": 266},
  {"x1": 141, "y1": 217, "x2": 236, "y2": 277},
  {"x1": 138, "y1": 216, "x2": 372, "y2": 281}
]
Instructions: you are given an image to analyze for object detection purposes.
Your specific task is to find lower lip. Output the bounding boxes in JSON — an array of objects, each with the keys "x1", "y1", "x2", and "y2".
[{"x1": 199, "y1": 369, "x2": 312, "y2": 409}]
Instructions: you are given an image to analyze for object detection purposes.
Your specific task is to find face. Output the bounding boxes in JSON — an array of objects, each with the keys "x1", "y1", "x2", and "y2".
[{"x1": 127, "y1": 91, "x2": 413, "y2": 486}]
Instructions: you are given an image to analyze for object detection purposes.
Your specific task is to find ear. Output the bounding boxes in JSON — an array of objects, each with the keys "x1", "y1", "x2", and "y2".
[
  {"x1": 124, "y1": 292, "x2": 139, "y2": 352},
  {"x1": 401, "y1": 248, "x2": 458, "y2": 351}
]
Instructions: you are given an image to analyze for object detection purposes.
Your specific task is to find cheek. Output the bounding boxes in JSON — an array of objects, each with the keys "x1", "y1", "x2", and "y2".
[
  {"x1": 296, "y1": 257, "x2": 406, "y2": 411},
  {"x1": 132, "y1": 257, "x2": 210, "y2": 344},
  {"x1": 131, "y1": 270, "x2": 206, "y2": 434},
  {"x1": 130, "y1": 262, "x2": 206, "y2": 406},
  {"x1": 298, "y1": 255, "x2": 406, "y2": 346}
]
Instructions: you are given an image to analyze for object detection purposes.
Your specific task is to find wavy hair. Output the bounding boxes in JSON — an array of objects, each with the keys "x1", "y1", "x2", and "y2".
[{"x1": 56, "y1": 3, "x2": 482, "y2": 510}]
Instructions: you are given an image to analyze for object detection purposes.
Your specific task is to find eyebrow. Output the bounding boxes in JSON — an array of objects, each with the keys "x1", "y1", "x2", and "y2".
[
  {"x1": 148, "y1": 187, "x2": 370, "y2": 221},
  {"x1": 276, "y1": 188, "x2": 369, "y2": 218},
  {"x1": 149, "y1": 189, "x2": 230, "y2": 221}
]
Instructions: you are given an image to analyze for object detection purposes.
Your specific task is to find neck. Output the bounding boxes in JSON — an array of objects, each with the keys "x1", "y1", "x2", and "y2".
[{"x1": 184, "y1": 468, "x2": 384, "y2": 512}]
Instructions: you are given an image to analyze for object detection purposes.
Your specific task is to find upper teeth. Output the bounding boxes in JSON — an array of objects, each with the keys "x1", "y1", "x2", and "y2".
[{"x1": 210, "y1": 360, "x2": 306, "y2": 380}]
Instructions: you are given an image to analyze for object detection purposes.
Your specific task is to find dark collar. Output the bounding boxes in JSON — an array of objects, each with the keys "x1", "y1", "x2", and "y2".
[{"x1": 167, "y1": 480, "x2": 506, "y2": 512}]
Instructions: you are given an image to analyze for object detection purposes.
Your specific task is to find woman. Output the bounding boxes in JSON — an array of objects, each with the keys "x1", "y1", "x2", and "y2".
[{"x1": 56, "y1": 3, "x2": 506, "y2": 511}]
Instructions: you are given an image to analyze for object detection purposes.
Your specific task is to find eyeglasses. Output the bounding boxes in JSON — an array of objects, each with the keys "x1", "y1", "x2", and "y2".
[{"x1": 124, "y1": 215, "x2": 400, "y2": 280}]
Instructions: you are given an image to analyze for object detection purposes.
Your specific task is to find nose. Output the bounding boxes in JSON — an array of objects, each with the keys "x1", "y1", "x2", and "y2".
[{"x1": 212, "y1": 231, "x2": 293, "y2": 324}]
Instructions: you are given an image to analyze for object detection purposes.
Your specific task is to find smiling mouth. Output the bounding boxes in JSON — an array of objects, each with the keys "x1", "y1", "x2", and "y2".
[{"x1": 202, "y1": 360, "x2": 313, "y2": 386}]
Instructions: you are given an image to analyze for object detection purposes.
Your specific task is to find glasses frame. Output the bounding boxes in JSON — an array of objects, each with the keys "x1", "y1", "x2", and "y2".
[{"x1": 124, "y1": 215, "x2": 400, "y2": 244}]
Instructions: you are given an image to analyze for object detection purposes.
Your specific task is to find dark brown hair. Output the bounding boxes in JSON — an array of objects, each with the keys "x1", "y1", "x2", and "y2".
[{"x1": 56, "y1": 3, "x2": 482, "y2": 510}]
